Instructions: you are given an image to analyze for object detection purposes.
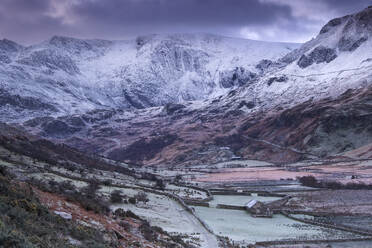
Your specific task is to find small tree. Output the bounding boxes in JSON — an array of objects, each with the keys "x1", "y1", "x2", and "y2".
[
  {"x1": 298, "y1": 175, "x2": 318, "y2": 187},
  {"x1": 128, "y1": 197, "x2": 136, "y2": 204},
  {"x1": 155, "y1": 179, "x2": 166, "y2": 190},
  {"x1": 110, "y1": 190, "x2": 123, "y2": 203},
  {"x1": 103, "y1": 179, "x2": 112, "y2": 186},
  {"x1": 175, "y1": 174, "x2": 182, "y2": 182},
  {"x1": 82, "y1": 179, "x2": 101, "y2": 198},
  {"x1": 134, "y1": 192, "x2": 149, "y2": 203}
]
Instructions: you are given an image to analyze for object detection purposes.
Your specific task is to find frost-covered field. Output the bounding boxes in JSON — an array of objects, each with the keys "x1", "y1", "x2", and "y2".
[
  {"x1": 189, "y1": 160, "x2": 274, "y2": 170},
  {"x1": 209, "y1": 194, "x2": 281, "y2": 207},
  {"x1": 193, "y1": 207, "x2": 361, "y2": 244},
  {"x1": 107, "y1": 187, "x2": 219, "y2": 247},
  {"x1": 330, "y1": 241, "x2": 372, "y2": 248},
  {"x1": 30, "y1": 172, "x2": 88, "y2": 188}
]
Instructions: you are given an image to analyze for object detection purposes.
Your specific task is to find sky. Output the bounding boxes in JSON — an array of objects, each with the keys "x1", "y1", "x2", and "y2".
[{"x1": 0, "y1": 0, "x2": 371, "y2": 45}]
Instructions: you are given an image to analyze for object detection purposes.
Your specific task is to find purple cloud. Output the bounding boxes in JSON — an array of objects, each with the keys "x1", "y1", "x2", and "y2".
[{"x1": 0, "y1": 0, "x2": 370, "y2": 45}]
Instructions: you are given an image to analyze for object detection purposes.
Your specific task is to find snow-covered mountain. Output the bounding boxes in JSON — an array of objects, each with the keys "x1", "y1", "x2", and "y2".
[
  {"x1": 231, "y1": 6, "x2": 372, "y2": 112},
  {"x1": 0, "y1": 33, "x2": 298, "y2": 121},
  {"x1": 3, "y1": 6, "x2": 372, "y2": 166}
]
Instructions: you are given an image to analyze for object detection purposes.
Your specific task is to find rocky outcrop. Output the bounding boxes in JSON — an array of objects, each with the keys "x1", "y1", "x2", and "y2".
[
  {"x1": 338, "y1": 36, "x2": 368, "y2": 52},
  {"x1": 219, "y1": 67, "x2": 257, "y2": 88},
  {"x1": 163, "y1": 103, "x2": 186, "y2": 115},
  {"x1": 319, "y1": 16, "x2": 349, "y2": 34},
  {"x1": 237, "y1": 100, "x2": 255, "y2": 109},
  {"x1": 0, "y1": 39, "x2": 22, "y2": 53},
  {"x1": 267, "y1": 75, "x2": 288, "y2": 86},
  {"x1": 17, "y1": 49, "x2": 80, "y2": 75},
  {"x1": 41, "y1": 119, "x2": 81, "y2": 137},
  {"x1": 0, "y1": 89, "x2": 57, "y2": 112},
  {"x1": 297, "y1": 46, "x2": 337, "y2": 68}
]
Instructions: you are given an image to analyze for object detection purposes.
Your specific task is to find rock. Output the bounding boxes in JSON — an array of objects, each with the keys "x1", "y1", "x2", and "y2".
[
  {"x1": 81, "y1": 109, "x2": 117, "y2": 123},
  {"x1": 255, "y1": 59, "x2": 273, "y2": 73},
  {"x1": 42, "y1": 120, "x2": 80, "y2": 137},
  {"x1": 114, "y1": 208, "x2": 127, "y2": 218},
  {"x1": 0, "y1": 39, "x2": 22, "y2": 53},
  {"x1": 237, "y1": 100, "x2": 255, "y2": 109},
  {"x1": 267, "y1": 75, "x2": 288, "y2": 86},
  {"x1": 65, "y1": 116, "x2": 86, "y2": 127},
  {"x1": 0, "y1": 55, "x2": 11, "y2": 64},
  {"x1": 113, "y1": 229, "x2": 124, "y2": 239},
  {"x1": 219, "y1": 67, "x2": 256, "y2": 88},
  {"x1": 319, "y1": 16, "x2": 345, "y2": 34},
  {"x1": 54, "y1": 211, "x2": 72, "y2": 220},
  {"x1": 163, "y1": 103, "x2": 186, "y2": 115},
  {"x1": 23, "y1": 117, "x2": 54, "y2": 127},
  {"x1": 298, "y1": 46, "x2": 337, "y2": 68},
  {"x1": 297, "y1": 55, "x2": 313, "y2": 69},
  {"x1": 338, "y1": 36, "x2": 368, "y2": 52},
  {"x1": 135, "y1": 35, "x2": 154, "y2": 50},
  {"x1": 17, "y1": 49, "x2": 80, "y2": 75},
  {"x1": 0, "y1": 89, "x2": 57, "y2": 112}
]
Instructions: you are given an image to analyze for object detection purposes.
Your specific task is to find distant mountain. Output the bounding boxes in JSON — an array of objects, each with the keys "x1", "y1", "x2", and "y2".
[
  {"x1": 4, "y1": 7, "x2": 372, "y2": 166},
  {"x1": 0, "y1": 33, "x2": 298, "y2": 122}
]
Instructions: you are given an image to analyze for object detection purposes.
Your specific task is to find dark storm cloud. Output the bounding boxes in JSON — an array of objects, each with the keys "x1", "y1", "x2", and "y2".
[
  {"x1": 0, "y1": 0, "x2": 69, "y2": 44},
  {"x1": 323, "y1": 0, "x2": 372, "y2": 13},
  {"x1": 0, "y1": 0, "x2": 371, "y2": 45},
  {"x1": 71, "y1": 0, "x2": 291, "y2": 26},
  {"x1": 66, "y1": 0, "x2": 294, "y2": 42}
]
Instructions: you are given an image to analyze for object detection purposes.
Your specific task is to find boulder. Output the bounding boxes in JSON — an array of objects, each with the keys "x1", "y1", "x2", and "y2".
[{"x1": 54, "y1": 211, "x2": 72, "y2": 220}]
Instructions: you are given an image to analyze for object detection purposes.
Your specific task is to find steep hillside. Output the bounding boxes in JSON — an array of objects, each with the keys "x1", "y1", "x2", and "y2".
[
  {"x1": 0, "y1": 122, "x2": 214, "y2": 247},
  {"x1": 233, "y1": 6, "x2": 372, "y2": 112},
  {"x1": 21, "y1": 84, "x2": 372, "y2": 166}
]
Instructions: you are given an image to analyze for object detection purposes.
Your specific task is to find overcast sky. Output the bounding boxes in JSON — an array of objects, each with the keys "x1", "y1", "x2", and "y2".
[{"x1": 1, "y1": 0, "x2": 371, "y2": 45}]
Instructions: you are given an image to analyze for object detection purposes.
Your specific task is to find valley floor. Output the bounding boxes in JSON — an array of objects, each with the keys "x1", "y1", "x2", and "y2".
[
  {"x1": 150, "y1": 158, "x2": 372, "y2": 247},
  {"x1": 2, "y1": 133, "x2": 372, "y2": 247}
]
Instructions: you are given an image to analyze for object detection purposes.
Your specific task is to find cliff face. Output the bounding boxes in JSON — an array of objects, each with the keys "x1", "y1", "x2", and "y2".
[{"x1": 0, "y1": 34, "x2": 298, "y2": 122}]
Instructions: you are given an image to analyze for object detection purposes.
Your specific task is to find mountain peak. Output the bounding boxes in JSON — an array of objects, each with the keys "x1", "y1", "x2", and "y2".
[
  {"x1": 0, "y1": 39, "x2": 23, "y2": 52},
  {"x1": 47, "y1": 35, "x2": 113, "y2": 55},
  {"x1": 281, "y1": 6, "x2": 372, "y2": 66},
  {"x1": 320, "y1": 6, "x2": 372, "y2": 38},
  {"x1": 48, "y1": 35, "x2": 92, "y2": 49}
]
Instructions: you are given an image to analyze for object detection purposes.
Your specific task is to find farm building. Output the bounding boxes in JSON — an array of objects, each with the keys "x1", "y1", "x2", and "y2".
[{"x1": 245, "y1": 200, "x2": 273, "y2": 218}]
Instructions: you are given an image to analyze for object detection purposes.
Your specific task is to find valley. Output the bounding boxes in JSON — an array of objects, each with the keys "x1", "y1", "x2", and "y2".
[
  {"x1": 1, "y1": 4, "x2": 372, "y2": 248},
  {"x1": 2, "y1": 125, "x2": 372, "y2": 247}
]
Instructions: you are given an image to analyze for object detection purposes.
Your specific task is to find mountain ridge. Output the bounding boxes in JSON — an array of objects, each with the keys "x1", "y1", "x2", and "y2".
[{"x1": 0, "y1": 33, "x2": 299, "y2": 122}]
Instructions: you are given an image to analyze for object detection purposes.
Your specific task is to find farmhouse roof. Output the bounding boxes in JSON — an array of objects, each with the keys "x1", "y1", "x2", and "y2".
[{"x1": 246, "y1": 199, "x2": 257, "y2": 208}]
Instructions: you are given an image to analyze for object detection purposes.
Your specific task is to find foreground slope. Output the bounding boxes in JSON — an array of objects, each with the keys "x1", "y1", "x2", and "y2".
[{"x1": 0, "y1": 122, "x2": 219, "y2": 247}]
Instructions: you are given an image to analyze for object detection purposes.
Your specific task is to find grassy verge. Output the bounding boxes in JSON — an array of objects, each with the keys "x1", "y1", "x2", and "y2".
[{"x1": 0, "y1": 167, "x2": 110, "y2": 248}]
